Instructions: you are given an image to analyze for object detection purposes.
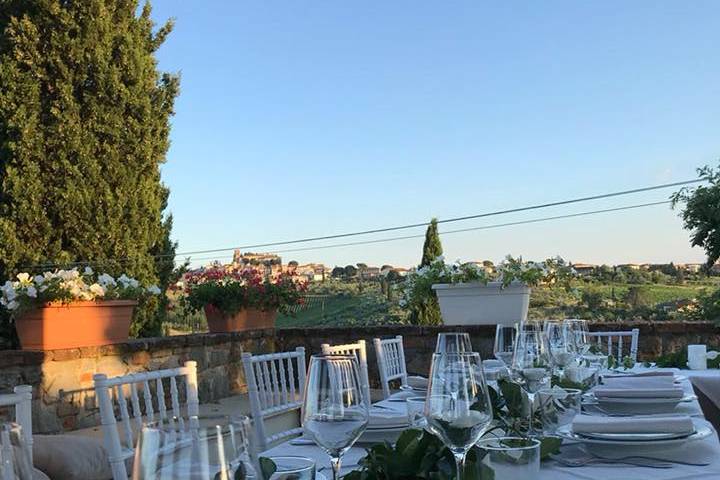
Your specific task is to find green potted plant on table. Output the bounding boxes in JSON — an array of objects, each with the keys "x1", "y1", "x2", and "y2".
[
  {"x1": 182, "y1": 266, "x2": 306, "y2": 333},
  {"x1": 0, "y1": 267, "x2": 160, "y2": 350}
]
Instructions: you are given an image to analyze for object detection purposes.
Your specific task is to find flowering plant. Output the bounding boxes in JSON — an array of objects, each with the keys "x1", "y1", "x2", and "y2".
[
  {"x1": 0, "y1": 267, "x2": 160, "y2": 315},
  {"x1": 181, "y1": 266, "x2": 306, "y2": 316},
  {"x1": 401, "y1": 255, "x2": 575, "y2": 313}
]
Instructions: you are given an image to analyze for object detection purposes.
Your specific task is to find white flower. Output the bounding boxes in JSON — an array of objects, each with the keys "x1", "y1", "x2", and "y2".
[
  {"x1": 89, "y1": 284, "x2": 105, "y2": 297},
  {"x1": 117, "y1": 274, "x2": 130, "y2": 284},
  {"x1": 147, "y1": 285, "x2": 161, "y2": 295},
  {"x1": 97, "y1": 273, "x2": 116, "y2": 287},
  {"x1": 26, "y1": 286, "x2": 37, "y2": 298},
  {"x1": 33, "y1": 275, "x2": 45, "y2": 285},
  {"x1": 16, "y1": 273, "x2": 31, "y2": 284},
  {"x1": 5, "y1": 300, "x2": 18, "y2": 311},
  {"x1": 1, "y1": 281, "x2": 16, "y2": 301},
  {"x1": 84, "y1": 266, "x2": 94, "y2": 276}
]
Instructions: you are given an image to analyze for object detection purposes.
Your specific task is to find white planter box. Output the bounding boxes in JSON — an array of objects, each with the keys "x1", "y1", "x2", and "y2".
[{"x1": 431, "y1": 282, "x2": 530, "y2": 326}]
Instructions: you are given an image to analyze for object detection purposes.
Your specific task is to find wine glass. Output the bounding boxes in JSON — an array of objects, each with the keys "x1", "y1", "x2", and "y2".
[
  {"x1": 563, "y1": 319, "x2": 590, "y2": 360},
  {"x1": 0, "y1": 423, "x2": 33, "y2": 480},
  {"x1": 424, "y1": 352, "x2": 493, "y2": 480},
  {"x1": 544, "y1": 321, "x2": 575, "y2": 371},
  {"x1": 435, "y1": 332, "x2": 473, "y2": 353},
  {"x1": 510, "y1": 329, "x2": 553, "y2": 437},
  {"x1": 302, "y1": 354, "x2": 370, "y2": 480},
  {"x1": 493, "y1": 324, "x2": 518, "y2": 366},
  {"x1": 131, "y1": 415, "x2": 257, "y2": 480}
]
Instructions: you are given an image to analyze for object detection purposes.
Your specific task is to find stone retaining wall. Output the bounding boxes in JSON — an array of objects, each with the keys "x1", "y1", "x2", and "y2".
[{"x1": 0, "y1": 321, "x2": 718, "y2": 434}]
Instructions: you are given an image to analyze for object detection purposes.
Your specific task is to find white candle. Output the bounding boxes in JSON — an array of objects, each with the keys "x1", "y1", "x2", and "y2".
[{"x1": 688, "y1": 344, "x2": 707, "y2": 370}]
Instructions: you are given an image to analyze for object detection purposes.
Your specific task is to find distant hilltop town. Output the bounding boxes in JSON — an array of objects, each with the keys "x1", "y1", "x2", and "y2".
[{"x1": 192, "y1": 252, "x2": 720, "y2": 283}]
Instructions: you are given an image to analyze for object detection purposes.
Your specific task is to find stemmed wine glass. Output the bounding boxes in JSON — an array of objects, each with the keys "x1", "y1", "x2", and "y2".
[
  {"x1": 544, "y1": 321, "x2": 575, "y2": 371},
  {"x1": 302, "y1": 354, "x2": 370, "y2": 480},
  {"x1": 510, "y1": 327, "x2": 553, "y2": 437},
  {"x1": 424, "y1": 352, "x2": 493, "y2": 480},
  {"x1": 493, "y1": 324, "x2": 518, "y2": 366},
  {"x1": 435, "y1": 332, "x2": 473, "y2": 353},
  {"x1": 563, "y1": 319, "x2": 590, "y2": 362}
]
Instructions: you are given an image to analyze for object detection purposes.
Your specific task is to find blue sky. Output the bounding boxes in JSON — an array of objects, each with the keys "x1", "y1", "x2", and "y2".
[{"x1": 150, "y1": 1, "x2": 717, "y2": 268}]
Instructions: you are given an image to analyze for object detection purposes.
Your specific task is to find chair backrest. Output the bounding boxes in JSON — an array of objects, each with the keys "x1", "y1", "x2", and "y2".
[
  {"x1": 588, "y1": 328, "x2": 640, "y2": 362},
  {"x1": 0, "y1": 386, "x2": 33, "y2": 465},
  {"x1": 321, "y1": 340, "x2": 371, "y2": 404},
  {"x1": 93, "y1": 361, "x2": 199, "y2": 480},
  {"x1": 373, "y1": 336, "x2": 408, "y2": 399},
  {"x1": 241, "y1": 347, "x2": 306, "y2": 452}
]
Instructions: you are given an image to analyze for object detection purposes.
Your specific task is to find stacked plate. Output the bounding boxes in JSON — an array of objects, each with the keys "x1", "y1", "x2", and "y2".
[
  {"x1": 586, "y1": 373, "x2": 695, "y2": 414},
  {"x1": 358, "y1": 407, "x2": 410, "y2": 444},
  {"x1": 557, "y1": 415, "x2": 713, "y2": 452}
]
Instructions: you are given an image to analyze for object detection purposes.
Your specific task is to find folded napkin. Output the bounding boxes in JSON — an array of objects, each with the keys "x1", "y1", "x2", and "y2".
[
  {"x1": 407, "y1": 376, "x2": 428, "y2": 390},
  {"x1": 603, "y1": 370, "x2": 674, "y2": 378},
  {"x1": 369, "y1": 410, "x2": 408, "y2": 429},
  {"x1": 594, "y1": 386, "x2": 684, "y2": 399},
  {"x1": 572, "y1": 415, "x2": 694, "y2": 434},
  {"x1": 602, "y1": 375, "x2": 675, "y2": 390},
  {"x1": 482, "y1": 359, "x2": 505, "y2": 369}
]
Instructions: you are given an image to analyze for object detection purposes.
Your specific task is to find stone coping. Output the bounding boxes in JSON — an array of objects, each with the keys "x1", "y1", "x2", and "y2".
[{"x1": 0, "y1": 321, "x2": 717, "y2": 367}]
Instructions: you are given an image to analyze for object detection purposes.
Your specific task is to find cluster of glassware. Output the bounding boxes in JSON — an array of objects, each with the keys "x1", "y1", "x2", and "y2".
[{"x1": 0, "y1": 323, "x2": 600, "y2": 480}]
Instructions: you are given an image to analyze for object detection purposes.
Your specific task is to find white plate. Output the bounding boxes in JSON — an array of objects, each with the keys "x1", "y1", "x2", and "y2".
[
  {"x1": 557, "y1": 418, "x2": 713, "y2": 448},
  {"x1": 588, "y1": 393, "x2": 696, "y2": 414},
  {"x1": 593, "y1": 393, "x2": 696, "y2": 405},
  {"x1": 577, "y1": 430, "x2": 695, "y2": 441}
]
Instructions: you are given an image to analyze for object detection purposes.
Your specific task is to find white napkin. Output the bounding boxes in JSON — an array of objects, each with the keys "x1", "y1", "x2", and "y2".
[
  {"x1": 369, "y1": 410, "x2": 408, "y2": 429},
  {"x1": 602, "y1": 375, "x2": 675, "y2": 390},
  {"x1": 572, "y1": 415, "x2": 694, "y2": 434},
  {"x1": 406, "y1": 376, "x2": 428, "y2": 390},
  {"x1": 603, "y1": 370, "x2": 674, "y2": 378},
  {"x1": 594, "y1": 385, "x2": 684, "y2": 399},
  {"x1": 482, "y1": 359, "x2": 505, "y2": 369}
]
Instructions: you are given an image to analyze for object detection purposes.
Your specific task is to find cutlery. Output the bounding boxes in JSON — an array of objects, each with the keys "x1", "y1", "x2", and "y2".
[
  {"x1": 589, "y1": 453, "x2": 710, "y2": 467},
  {"x1": 551, "y1": 455, "x2": 672, "y2": 469},
  {"x1": 289, "y1": 438, "x2": 316, "y2": 446}
]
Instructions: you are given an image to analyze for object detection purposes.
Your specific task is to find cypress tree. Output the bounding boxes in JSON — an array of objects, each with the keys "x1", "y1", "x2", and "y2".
[
  {"x1": 420, "y1": 218, "x2": 443, "y2": 266},
  {"x1": 0, "y1": 0, "x2": 179, "y2": 338}
]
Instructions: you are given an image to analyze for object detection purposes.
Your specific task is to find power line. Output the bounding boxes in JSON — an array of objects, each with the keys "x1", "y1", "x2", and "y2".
[
  {"x1": 172, "y1": 179, "x2": 700, "y2": 257},
  {"x1": 183, "y1": 200, "x2": 671, "y2": 263},
  {"x1": 19, "y1": 178, "x2": 698, "y2": 270}
]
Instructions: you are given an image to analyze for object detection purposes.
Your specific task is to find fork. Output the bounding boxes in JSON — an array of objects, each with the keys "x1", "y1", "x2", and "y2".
[{"x1": 551, "y1": 455, "x2": 672, "y2": 469}]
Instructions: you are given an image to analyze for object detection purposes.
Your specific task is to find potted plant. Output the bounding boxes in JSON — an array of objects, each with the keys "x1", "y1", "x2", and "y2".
[
  {"x1": 402, "y1": 256, "x2": 574, "y2": 326},
  {"x1": 182, "y1": 266, "x2": 306, "y2": 333},
  {"x1": 0, "y1": 268, "x2": 160, "y2": 350}
]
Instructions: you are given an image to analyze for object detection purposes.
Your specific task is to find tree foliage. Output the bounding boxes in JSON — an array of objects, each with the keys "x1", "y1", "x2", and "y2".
[
  {"x1": 672, "y1": 163, "x2": 720, "y2": 269},
  {"x1": 0, "y1": 0, "x2": 179, "y2": 338},
  {"x1": 420, "y1": 218, "x2": 443, "y2": 267}
]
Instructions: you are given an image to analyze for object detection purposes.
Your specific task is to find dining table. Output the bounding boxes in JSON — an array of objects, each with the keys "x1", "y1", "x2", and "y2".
[{"x1": 261, "y1": 367, "x2": 720, "y2": 479}]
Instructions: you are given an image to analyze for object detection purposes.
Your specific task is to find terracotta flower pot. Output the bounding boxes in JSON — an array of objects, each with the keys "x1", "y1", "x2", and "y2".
[
  {"x1": 15, "y1": 300, "x2": 137, "y2": 350},
  {"x1": 203, "y1": 305, "x2": 277, "y2": 333}
]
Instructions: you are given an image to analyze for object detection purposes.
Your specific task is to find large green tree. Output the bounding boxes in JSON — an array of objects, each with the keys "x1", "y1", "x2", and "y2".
[
  {"x1": 672, "y1": 163, "x2": 720, "y2": 269},
  {"x1": 420, "y1": 218, "x2": 443, "y2": 267},
  {"x1": 0, "y1": 0, "x2": 179, "y2": 338}
]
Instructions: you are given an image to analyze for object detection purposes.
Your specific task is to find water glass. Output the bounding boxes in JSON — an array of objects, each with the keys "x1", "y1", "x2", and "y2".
[
  {"x1": 435, "y1": 332, "x2": 473, "y2": 353},
  {"x1": 268, "y1": 456, "x2": 316, "y2": 480},
  {"x1": 425, "y1": 352, "x2": 493, "y2": 480},
  {"x1": 563, "y1": 319, "x2": 590, "y2": 357},
  {"x1": 477, "y1": 437, "x2": 540, "y2": 480},
  {"x1": 510, "y1": 329, "x2": 553, "y2": 437},
  {"x1": 493, "y1": 324, "x2": 517, "y2": 366},
  {"x1": 537, "y1": 388, "x2": 582, "y2": 435},
  {"x1": 544, "y1": 321, "x2": 575, "y2": 369},
  {"x1": 406, "y1": 397, "x2": 427, "y2": 429},
  {"x1": 302, "y1": 354, "x2": 369, "y2": 480},
  {"x1": 131, "y1": 415, "x2": 257, "y2": 480},
  {"x1": 0, "y1": 423, "x2": 33, "y2": 480}
]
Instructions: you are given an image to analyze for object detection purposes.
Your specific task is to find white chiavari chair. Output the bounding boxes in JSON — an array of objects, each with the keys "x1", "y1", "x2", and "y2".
[
  {"x1": 93, "y1": 361, "x2": 199, "y2": 480},
  {"x1": 588, "y1": 328, "x2": 640, "y2": 363},
  {"x1": 0, "y1": 385, "x2": 33, "y2": 477},
  {"x1": 373, "y1": 336, "x2": 409, "y2": 399},
  {"x1": 241, "y1": 348, "x2": 306, "y2": 451},
  {"x1": 321, "y1": 341, "x2": 371, "y2": 404}
]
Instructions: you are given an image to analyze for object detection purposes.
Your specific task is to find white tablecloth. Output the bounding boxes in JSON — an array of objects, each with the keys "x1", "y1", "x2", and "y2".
[
  {"x1": 687, "y1": 369, "x2": 720, "y2": 411},
  {"x1": 262, "y1": 369, "x2": 720, "y2": 479}
]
